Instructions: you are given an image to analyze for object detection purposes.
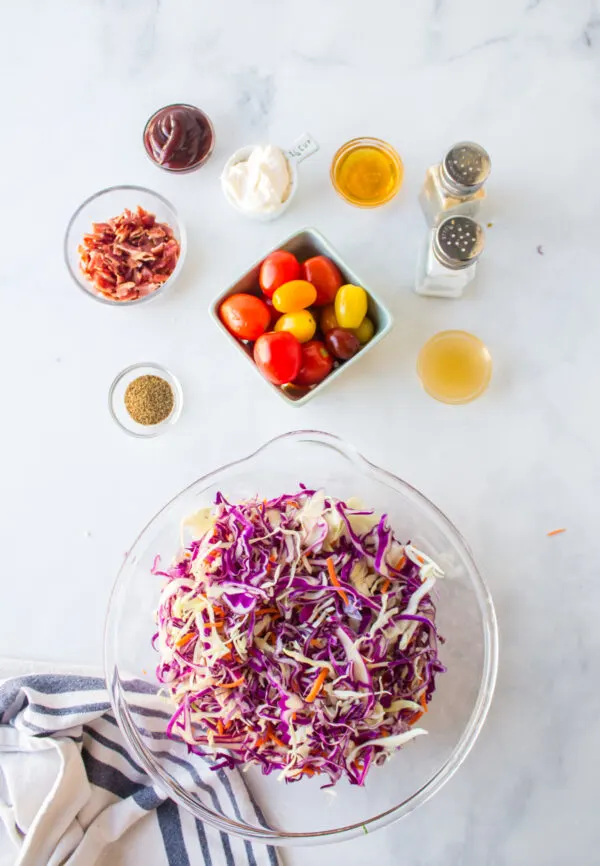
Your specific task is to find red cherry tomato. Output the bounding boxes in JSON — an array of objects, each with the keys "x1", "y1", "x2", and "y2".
[
  {"x1": 325, "y1": 327, "x2": 361, "y2": 360},
  {"x1": 259, "y1": 251, "x2": 301, "y2": 298},
  {"x1": 254, "y1": 331, "x2": 302, "y2": 385},
  {"x1": 294, "y1": 340, "x2": 334, "y2": 386},
  {"x1": 301, "y1": 256, "x2": 344, "y2": 306},
  {"x1": 219, "y1": 293, "x2": 271, "y2": 341}
]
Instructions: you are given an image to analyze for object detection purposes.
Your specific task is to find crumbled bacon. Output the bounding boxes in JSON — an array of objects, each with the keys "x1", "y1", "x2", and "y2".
[{"x1": 78, "y1": 206, "x2": 180, "y2": 302}]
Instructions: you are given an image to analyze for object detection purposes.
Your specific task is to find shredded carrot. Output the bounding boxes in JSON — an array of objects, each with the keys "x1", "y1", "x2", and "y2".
[
  {"x1": 142, "y1": 669, "x2": 148, "y2": 676},
  {"x1": 175, "y1": 632, "x2": 195, "y2": 648},
  {"x1": 381, "y1": 579, "x2": 391, "y2": 594},
  {"x1": 547, "y1": 528, "x2": 566, "y2": 536},
  {"x1": 410, "y1": 694, "x2": 428, "y2": 725},
  {"x1": 213, "y1": 605, "x2": 225, "y2": 617},
  {"x1": 217, "y1": 720, "x2": 224, "y2": 735},
  {"x1": 416, "y1": 554, "x2": 425, "y2": 564},
  {"x1": 305, "y1": 668, "x2": 328, "y2": 703},
  {"x1": 301, "y1": 766, "x2": 316, "y2": 776},
  {"x1": 219, "y1": 677, "x2": 245, "y2": 689},
  {"x1": 326, "y1": 557, "x2": 349, "y2": 605},
  {"x1": 395, "y1": 554, "x2": 407, "y2": 570},
  {"x1": 309, "y1": 638, "x2": 322, "y2": 647},
  {"x1": 256, "y1": 730, "x2": 269, "y2": 748},
  {"x1": 270, "y1": 731, "x2": 286, "y2": 749},
  {"x1": 257, "y1": 607, "x2": 280, "y2": 616},
  {"x1": 269, "y1": 554, "x2": 277, "y2": 563}
]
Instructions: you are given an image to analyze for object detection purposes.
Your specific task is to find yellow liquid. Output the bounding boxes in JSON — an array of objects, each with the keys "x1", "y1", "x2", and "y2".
[
  {"x1": 332, "y1": 141, "x2": 403, "y2": 207},
  {"x1": 417, "y1": 331, "x2": 492, "y2": 404}
]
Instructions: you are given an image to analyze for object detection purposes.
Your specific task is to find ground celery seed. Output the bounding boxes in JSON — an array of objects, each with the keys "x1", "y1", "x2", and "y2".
[{"x1": 124, "y1": 375, "x2": 174, "y2": 425}]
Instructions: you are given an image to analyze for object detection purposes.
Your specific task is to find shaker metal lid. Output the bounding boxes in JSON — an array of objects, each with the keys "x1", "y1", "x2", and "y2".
[
  {"x1": 442, "y1": 142, "x2": 491, "y2": 193},
  {"x1": 433, "y1": 216, "x2": 485, "y2": 269}
]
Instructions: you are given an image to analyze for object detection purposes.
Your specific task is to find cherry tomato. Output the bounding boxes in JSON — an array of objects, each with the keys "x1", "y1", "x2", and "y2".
[
  {"x1": 272, "y1": 280, "x2": 317, "y2": 313},
  {"x1": 219, "y1": 293, "x2": 271, "y2": 341},
  {"x1": 320, "y1": 304, "x2": 339, "y2": 334},
  {"x1": 294, "y1": 340, "x2": 334, "y2": 386},
  {"x1": 301, "y1": 256, "x2": 344, "y2": 306},
  {"x1": 352, "y1": 316, "x2": 375, "y2": 345},
  {"x1": 259, "y1": 251, "x2": 301, "y2": 298},
  {"x1": 325, "y1": 327, "x2": 361, "y2": 360},
  {"x1": 335, "y1": 284, "x2": 368, "y2": 329},
  {"x1": 254, "y1": 331, "x2": 302, "y2": 385},
  {"x1": 274, "y1": 310, "x2": 316, "y2": 343},
  {"x1": 264, "y1": 297, "x2": 282, "y2": 327}
]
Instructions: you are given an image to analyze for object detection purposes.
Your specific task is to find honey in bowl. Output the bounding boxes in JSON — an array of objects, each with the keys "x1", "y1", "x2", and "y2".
[
  {"x1": 417, "y1": 330, "x2": 492, "y2": 404},
  {"x1": 331, "y1": 137, "x2": 404, "y2": 207}
]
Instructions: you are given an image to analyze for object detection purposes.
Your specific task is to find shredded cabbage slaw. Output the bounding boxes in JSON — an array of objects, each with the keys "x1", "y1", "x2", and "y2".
[{"x1": 152, "y1": 487, "x2": 446, "y2": 786}]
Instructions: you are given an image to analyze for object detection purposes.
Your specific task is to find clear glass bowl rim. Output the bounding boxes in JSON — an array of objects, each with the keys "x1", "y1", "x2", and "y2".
[
  {"x1": 104, "y1": 430, "x2": 498, "y2": 846},
  {"x1": 330, "y1": 137, "x2": 404, "y2": 208},
  {"x1": 63, "y1": 184, "x2": 187, "y2": 307},
  {"x1": 108, "y1": 361, "x2": 184, "y2": 437},
  {"x1": 417, "y1": 330, "x2": 493, "y2": 405},
  {"x1": 142, "y1": 103, "x2": 215, "y2": 173}
]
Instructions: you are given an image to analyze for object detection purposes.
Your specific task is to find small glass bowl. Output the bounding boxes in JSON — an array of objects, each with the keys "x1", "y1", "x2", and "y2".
[
  {"x1": 417, "y1": 331, "x2": 493, "y2": 405},
  {"x1": 109, "y1": 363, "x2": 183, "y2": 437},
  {"x1": 331, "y1": 137, "x2": 404, "y2": 208},
  {"x1": 143, "y1": 104, "x2": 215, "y2": 173},
  {"x1": 64, "y1": 185, "x2": 186, "y2": 307}
]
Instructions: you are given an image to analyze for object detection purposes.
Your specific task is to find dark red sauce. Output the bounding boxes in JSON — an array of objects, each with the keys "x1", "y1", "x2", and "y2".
[{"x1": 144, "y1": 104, "x2": 214, "y2": 172}]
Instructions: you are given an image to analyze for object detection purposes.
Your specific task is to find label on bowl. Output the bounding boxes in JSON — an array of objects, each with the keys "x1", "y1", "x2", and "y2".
[{"x1": 286, "y1": 133, "x2": 319, "y2": 164}]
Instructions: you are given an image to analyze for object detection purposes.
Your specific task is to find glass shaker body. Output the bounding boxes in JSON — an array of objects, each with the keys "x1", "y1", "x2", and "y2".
[
  {"x1": 419, "y1": 143, "x2": 491, "y2": 226},
  {"x1": 415, "y1": 216, "x2": 484, "y2": 299},
  {"x1": 419, "y1": 165, "x2": 486, "y2": 225}
]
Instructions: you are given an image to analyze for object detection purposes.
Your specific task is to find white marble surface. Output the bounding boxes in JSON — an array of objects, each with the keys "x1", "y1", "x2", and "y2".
[{"x1": 1, "y1": 0, "x2": 599, "y2": 863}]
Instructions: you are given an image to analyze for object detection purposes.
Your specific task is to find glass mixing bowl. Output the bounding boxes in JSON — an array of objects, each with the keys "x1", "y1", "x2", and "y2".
[{"x1": 104, "y1": 431, "x2": 498, "y2": 846}]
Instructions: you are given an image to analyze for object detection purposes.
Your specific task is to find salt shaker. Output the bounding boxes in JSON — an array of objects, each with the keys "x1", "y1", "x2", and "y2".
[
  {"x1": 415, "y1": 216, "x2": 484, "y2": 298},
  {"x1": 419, "y1": 142, "x2": 491, "y2": 226}
]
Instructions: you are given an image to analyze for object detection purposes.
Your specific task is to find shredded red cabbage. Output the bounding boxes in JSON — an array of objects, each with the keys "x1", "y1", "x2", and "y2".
[{"x1": 153, "y1": 488, "x2": 446, "y2": 786}]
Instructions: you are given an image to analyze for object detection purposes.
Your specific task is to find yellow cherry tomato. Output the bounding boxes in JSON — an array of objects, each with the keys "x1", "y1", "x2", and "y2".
[
  {"x1": 274, "y1": 310, "x2": 317, "y2": 343},
  {"x1": 335, "y1": 284, "x2": 368, "y2": 329},
  {"x1": 320, "y1": 304, "x2": 339, "y2": 333},
  {"x1": 272, "y1": 280, "x2": 317, "y2": 313},
  {"x1": 352, "y1": 316, "x2": 375, "y2": 345}
]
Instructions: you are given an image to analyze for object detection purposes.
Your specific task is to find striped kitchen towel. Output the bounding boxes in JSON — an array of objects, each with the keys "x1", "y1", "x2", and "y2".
[{"x1": 0, "y1": 672, "x2": 280, "y2": 866}]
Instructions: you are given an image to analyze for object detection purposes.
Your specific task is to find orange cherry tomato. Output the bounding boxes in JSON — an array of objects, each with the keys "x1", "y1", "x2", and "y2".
[
  {"x1": 301, "y1": 256, "x2": 344, "y2": 306},
  {"x1": 259, "y1": 251, "x2": 301, "y2": 298},
  {"x1": 272, "y1": 280, "x2": 317, "y2": 313},
  {"x1": 219, "y1": 293, "x2": 271, "y2": 341},
  {"x1": 320, "y1": 304, "x2": 339, "y2": 333}
]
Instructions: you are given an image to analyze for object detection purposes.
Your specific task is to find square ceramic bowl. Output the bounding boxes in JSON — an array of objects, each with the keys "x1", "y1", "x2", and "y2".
[{"x1": 209, "y1": 228, "x2": 393, "y2": 405}]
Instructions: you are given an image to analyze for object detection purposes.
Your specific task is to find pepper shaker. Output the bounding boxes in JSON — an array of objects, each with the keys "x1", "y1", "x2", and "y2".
[
  {"x1": 415, "y1": 216, "x2": 485, "y2": 298},
  {"x1": 419, "y1": 142, "x2": 491, "y2": 226}
]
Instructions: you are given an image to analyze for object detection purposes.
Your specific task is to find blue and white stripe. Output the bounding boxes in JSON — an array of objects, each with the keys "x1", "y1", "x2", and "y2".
[{"x1": 0, "y1": 674, "x2": 279, "y2": 866}]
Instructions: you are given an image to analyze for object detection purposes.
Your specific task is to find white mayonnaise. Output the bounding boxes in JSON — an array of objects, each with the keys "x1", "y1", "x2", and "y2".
[{"x1": 221, "y1": 145, "x2": 292, "y2": 215}]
